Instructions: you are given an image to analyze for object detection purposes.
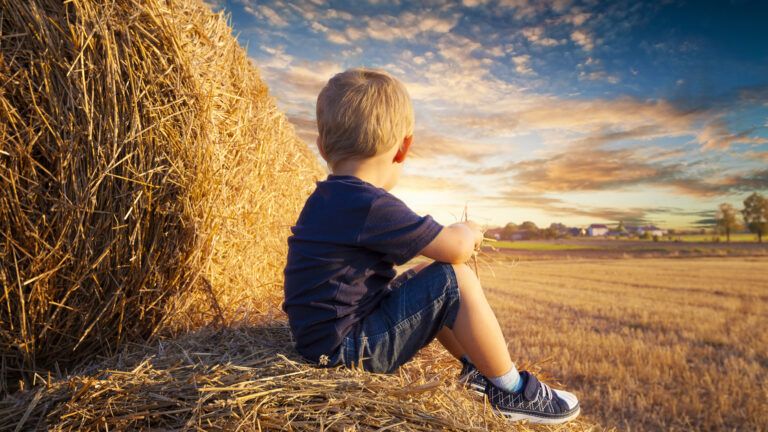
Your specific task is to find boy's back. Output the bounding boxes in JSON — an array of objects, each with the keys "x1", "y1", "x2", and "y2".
[
  {"x1": 283, "y1": 174, "x2": 442, "y2": 362},
  {"x1": 283, "y1": 68, "x2": 580, "y2": 425}
]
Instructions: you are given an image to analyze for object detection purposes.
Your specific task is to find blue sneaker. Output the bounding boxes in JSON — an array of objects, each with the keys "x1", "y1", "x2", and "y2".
[
  {"x1": 458, "y1": 357, "x2": 487, "y2": 395},
  {"x1": 485, "y1": 371, "x2": 580, "y2": 424}
]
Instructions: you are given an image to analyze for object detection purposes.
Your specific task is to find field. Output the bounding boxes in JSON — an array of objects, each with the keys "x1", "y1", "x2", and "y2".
[
  {"x1": 471, "y1": 256, "x2": 768, "y2": 430},
  {"x1": 489, "y1": 238, "x2": 768, "y2": 260}
]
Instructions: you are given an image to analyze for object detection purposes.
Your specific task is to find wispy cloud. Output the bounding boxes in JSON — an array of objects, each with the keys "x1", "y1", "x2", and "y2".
[
  {"x1": 698, "y1": 120, "x2": 768, "y2": 150},
  {"x1": 314, "y1": 12, "x2": 459, "y2": 45},
  {"x1": 490, "y1": 189, "x2": 652, "y2": 224},
  {"x1": 242, "y1": 4, "x2": 288, "y2": 27}
]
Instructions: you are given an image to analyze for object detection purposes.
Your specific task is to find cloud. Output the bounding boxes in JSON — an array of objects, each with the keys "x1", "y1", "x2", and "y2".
[
  {"x1": 561, "y1": 11, "x2": 590, "y2": 26},
  {"x1": 744, "y1": 151, "x2": 768, "y2": 162},
  {"x1": 512, "y1": 54, "x2": 535, "y2": 75},
  {"x1": 578, "y1": 70, "x2": 619, "y2": 84},
  {"x1": 287, "y1": 115, "x2": 318, "y2": 146},
  {"x1": 490, "y1": 189, "x2": 652, "y2": 224},
  {"x1": 202, "y1": 0, "x2": 226, "y2": 11},
  {"x1": 317, "y1": 11, "x2": 459, "y2": 44},
  {"x1": 399, "y1": 174, "x2": 477, "y2": 194},
  {"x1": 440, "y1": 97, "x2": 698, "y2": 138},
  {"x1": 521, "y1": 27, "x2": 563, "y2": 47},
  {"x1": 243, "y1": 4, "x2": 288, "y2": 27},
  {"x1": 486, "y1": 145, "x2": 768, "y2": 198},
  {"x1": 410, "y1": 129, "x2": 500, "y2": 162},
  {"x1": 697, "y1": 120, "x2": 768, "y2": 150},
  {"x1": 494, "y1": 148, "x2": 681, "y2": 192},
  {"x1": 570, "y1": 29, "x2": 594, "y2": 51},
  {"x1": 462, "y1": 0, "x2": 491, "y2": 6},
  {"x1": 665, "y1": 169, "x2": 768, "y2": 197},
  {"x1": 497, "y1": 0, "x2": 539, "y2": 19},
  {"x1": 253, "y1": 54, "x2": 343, "y2": 120}
]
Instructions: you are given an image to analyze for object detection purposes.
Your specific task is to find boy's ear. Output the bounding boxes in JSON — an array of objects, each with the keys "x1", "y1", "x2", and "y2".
[{"x1": 393, "y1": 135, "x2": 413, "y2": 164}]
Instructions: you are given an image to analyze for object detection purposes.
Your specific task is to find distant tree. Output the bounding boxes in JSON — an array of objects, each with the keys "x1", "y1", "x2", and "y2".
[
  {"x1": 546, "y1": 223, "x2": 566, "y2": 239},
  {"x1": 715, "y1": 203, "x2": 739, "y2": 242},
  {"x1": 518, "y1": 221, "x2": 539, "y2": 239},
  {"x1": 616, "y1": 221, "x2": 626, "y2": 232},
  {"x1": 501, "y1": 222, "x2": 518, "y2": 240},
  {"x1": 550, "y1": 222, "x2": 566, "y2": 231},
  {"x1": 742, "y1": 192, "x2": 768, "y2": 243}
]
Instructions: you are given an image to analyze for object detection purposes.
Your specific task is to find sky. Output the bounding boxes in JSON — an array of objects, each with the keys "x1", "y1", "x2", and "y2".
[{"x1": 205, "y1": 0, "x2": 768, "y2": 229}]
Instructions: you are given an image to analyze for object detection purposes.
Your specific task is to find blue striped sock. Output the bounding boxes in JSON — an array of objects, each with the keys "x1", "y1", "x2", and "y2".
[{"x1": 489, "y1": 364, "x2": 523, "y2": 393}]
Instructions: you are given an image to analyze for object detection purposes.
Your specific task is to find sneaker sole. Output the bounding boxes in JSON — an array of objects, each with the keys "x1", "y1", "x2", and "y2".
[{"x1": 498, "y1": 406, "x2": 580, "y2": 425}]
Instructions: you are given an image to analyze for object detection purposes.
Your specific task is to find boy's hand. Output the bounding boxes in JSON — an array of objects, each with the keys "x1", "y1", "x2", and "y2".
[
  {"x1": 419, "y1": 221, "x2": 483, "y2": 264},
  {"x1": 462, "y1": 220, "x2": 485, "y2": 251}
]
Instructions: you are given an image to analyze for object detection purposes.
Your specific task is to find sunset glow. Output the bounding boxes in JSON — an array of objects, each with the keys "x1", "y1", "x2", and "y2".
[{"x1": 208, "y1": 0, "x2": 768, "y2": 229}]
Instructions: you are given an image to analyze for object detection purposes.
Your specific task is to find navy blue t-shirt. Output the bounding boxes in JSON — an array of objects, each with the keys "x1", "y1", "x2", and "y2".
[{"x1": 283, "y1": 174, "x2": 443, "y2": 362}]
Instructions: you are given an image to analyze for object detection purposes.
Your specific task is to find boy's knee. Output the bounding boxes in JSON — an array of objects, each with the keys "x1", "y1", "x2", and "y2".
[{"x1": 451, "y1": 263, "x2": 481, "y2": 290}]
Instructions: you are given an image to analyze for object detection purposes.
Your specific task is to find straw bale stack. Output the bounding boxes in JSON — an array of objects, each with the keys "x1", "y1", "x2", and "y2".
[
  {"x1": 0, "y1": 326, "x2": 598, "y2": 431},
  {"x1": 0, "y1": 0, "x2": 323, "y2": 391}
]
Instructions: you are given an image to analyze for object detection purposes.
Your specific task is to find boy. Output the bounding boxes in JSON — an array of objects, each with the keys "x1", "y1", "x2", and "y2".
[{"x1": 283, "y1": 68, "x2": 579, "y2": 424}]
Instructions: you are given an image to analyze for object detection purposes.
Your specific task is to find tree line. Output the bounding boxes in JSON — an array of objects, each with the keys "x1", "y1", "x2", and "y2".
[{"x1": 716, "y1": 192, "x2": 768, "y2": 243}]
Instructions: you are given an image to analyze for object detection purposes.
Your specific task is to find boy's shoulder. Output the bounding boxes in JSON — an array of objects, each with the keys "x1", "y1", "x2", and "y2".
[
  {"x1": 310, "y1": 174, "x2": 404, "y2": 215},
  {"x1": 293, "y1": 174, "x2": 441, "y2": 262},
  {"x1": 318, "y1": 174, "x2": 388, "y2": 197}
]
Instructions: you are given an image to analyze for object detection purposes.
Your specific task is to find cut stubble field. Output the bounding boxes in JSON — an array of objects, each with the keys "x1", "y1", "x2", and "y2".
[{"x1": 473, "y1": 256, "x2": 768, "y2": 430}]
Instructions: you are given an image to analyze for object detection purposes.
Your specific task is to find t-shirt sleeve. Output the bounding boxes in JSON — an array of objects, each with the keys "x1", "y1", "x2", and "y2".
[{"x1": 357, "y1": 193, "x2": 443, "y2": 265}]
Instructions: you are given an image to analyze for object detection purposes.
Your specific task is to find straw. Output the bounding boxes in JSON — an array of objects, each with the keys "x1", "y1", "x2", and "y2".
[
  {"x1": 0, "y1": 0, "x2": 322, "y2": 391},
  {"x1": 0, "y1": 325, "x2": 596, "y2": 431}
]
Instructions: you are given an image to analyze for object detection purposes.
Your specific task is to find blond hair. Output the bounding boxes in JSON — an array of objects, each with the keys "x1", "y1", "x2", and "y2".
[{"x1": 316, "y1": 68, "x2": 414, "y2": 168}]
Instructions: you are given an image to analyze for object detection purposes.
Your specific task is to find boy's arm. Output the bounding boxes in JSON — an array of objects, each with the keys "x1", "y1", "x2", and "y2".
[{"x1": 420, "y1": 221, "x2": 484, "y2": 264}]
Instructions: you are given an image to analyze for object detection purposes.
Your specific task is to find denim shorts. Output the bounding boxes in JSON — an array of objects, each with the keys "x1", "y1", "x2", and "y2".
[{"x1": 334, "y1": 261, "x2": 461, "y2": 373}]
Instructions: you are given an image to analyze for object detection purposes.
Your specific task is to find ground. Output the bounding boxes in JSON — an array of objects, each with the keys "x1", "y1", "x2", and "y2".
[
  {"x1": 435, "y1": 254, "x2": 768, "y2": 430},
  {"x1": 487, "y1": 237, "x2": 768, "y2": 260},
  {"x1": 3, "y1": 246, "x2": 765, "y2": 430}
]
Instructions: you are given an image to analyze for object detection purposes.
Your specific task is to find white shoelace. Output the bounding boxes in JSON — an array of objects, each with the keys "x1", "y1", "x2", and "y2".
[{"x1": 535, "y1": 381, "x2": 554, "y2": 402}]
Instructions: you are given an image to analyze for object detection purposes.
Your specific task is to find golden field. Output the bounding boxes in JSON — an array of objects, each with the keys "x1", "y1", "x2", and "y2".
[{"x1": 473, "y1": 256, "x2": 768, "y2": 431}]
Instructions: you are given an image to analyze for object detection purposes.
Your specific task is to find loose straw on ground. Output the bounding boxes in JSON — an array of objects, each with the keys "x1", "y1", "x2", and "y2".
[{"x1": 0, "y1": 325, "x2": 597, "y2": 431}]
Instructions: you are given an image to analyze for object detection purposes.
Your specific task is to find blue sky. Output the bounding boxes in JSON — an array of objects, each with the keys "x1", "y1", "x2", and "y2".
[{"x1": 206, "y1": 0, "x2": 768, "y2": 228}]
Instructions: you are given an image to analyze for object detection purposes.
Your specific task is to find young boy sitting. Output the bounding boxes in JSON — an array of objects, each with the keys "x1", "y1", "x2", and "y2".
[{"x1": 283, "y1": 68, "x2": 579, "y2": 424}]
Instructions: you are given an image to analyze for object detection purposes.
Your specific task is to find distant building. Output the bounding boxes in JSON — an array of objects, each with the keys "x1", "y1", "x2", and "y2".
[
  {"x1": 637, "y1": 225, "x2": 665, "y2": 237},
  {"x1": 587, "y1": 224, "x2": 609, "y2": 236},
  {"x1": 568, "y1": 227, "x2": 586, "y2": 237}
]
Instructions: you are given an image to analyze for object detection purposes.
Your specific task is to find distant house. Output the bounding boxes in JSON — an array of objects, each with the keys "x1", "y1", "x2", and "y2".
[
  {"x1": 587, "y1": 224, "x2": 609, "y2": 237},
  {"x1": 637, "y1": 225, "x2": 665, "y2": 237},
  {"x1": 568, "y1": 227, "x2": 586, "y2": 237}
]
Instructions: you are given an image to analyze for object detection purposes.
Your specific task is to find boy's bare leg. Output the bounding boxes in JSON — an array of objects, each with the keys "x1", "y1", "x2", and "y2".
[
  {"x1": 407, "y1": 261, "x2": 512, "y2": 377},
  {"x1": 437, "y1": 327, "x2": 466, "y2": 360},
  {"x1": 450, "y1": 263, "x2": 513, "y2": 378}
]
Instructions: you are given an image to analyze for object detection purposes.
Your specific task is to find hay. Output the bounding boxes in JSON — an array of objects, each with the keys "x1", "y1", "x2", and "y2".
[
  {"x1": 0, "y1": 0, "x2": 601, "y2": 429},
  {"x1": 0, "y1": 325, "x2": 597, "y2": 431},
  {"x1": 0, "y1": 0, "x2": 322, "y2": 391}
]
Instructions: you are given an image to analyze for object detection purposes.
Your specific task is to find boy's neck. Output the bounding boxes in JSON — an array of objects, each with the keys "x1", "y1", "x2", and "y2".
[{"x1": 332, "y1": 151, "x2": 398, "y2": 190}]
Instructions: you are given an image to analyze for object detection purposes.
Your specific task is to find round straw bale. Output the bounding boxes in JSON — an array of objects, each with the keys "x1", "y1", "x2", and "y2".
[{"x1": 0, "y1": 0, "x2": 322, "y2": 392}]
